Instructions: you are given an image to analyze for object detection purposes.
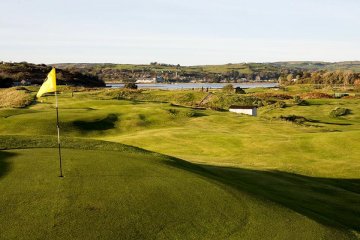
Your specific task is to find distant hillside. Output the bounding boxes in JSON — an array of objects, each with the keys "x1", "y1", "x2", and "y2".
[
  {"x1": 2, "y1": 61, "x2": 358, "y2": 86},
  {"x1": 53, "y1": 62, "x2": 284, "y2": 83},
  {"x1": 54, "y1": 61, "x2": 360, "y2": 83},
  {"x1": 0, "y1": 62, "x2": 105, "y2": 87},
  {"x1": 270, "y1": 61, "x2": 360, "y2": 72}
]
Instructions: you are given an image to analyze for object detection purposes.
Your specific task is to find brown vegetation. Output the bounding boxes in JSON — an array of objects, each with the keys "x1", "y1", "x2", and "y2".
[
  {"x1": 0, "y1": 88, "x2": 34, "y2": 108},
  {"x1": 254, "y1": 93, "x2": 293, "y2": 100},
  {"x1": 301, "y1": 92, "x2": 333, "y2": 99},
  {"x1": 0, "y1": 62, "x2": 105, "y2": 87}
]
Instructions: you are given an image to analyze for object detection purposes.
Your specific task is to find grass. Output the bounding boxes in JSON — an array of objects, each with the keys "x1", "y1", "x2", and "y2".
[
  {"x1": 0, "y1": 87, "x2": 359, "y2": 239},
  {"x1": 0, "y1": 87, "x2": 34, "y2": 108},
  {"x1": 0, "y1": 137, "x2": 358, "y2": 239}
]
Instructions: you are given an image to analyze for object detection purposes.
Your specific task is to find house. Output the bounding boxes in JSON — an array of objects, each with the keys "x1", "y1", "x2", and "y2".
[
  {"x1": 135, "y1": 76, "x2": 165, "y2": 84},
  {"x1": 136, "y1": 78, "x2": 156, "y2": 84},
  {"x1": 20, "y1": 80, "x2": 31, "y2": 86},
  {"x1": 229, "y1": 105, "x2": 257, "y2": 116}
]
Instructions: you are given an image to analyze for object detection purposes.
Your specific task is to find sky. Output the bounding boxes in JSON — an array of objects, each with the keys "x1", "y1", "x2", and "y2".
[{"x1": 0, "y1": 0, "x2": 359, "y2": 65}]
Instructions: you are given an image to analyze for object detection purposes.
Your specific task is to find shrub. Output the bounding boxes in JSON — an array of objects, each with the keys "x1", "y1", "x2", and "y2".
[
  {"x1": 274, "y1": 101, "x2": 286, "y2": 108},
  {"x1": 103, "y1": 89, "x2": 142, "y2": 100},
  {"x1": 235, "y1": 87, "x2": 245, "y2": 94},
  {"x1": 279, "y1": 115, "x2": 307, "y2": 124},
  {"x1": 330, "y1": 107, "x2": 351, "y2": 118},
  {"x1": 186, "y1": 111, "x2": 206, "y2": 118},
  {"x1": 301, "y1": 92, "x2": 333, "y2": 99},
  {"x1": 124, "y1": 82, "x2": 138, "y2": 89},
  {"x1": 168, "y1": 109, "x2": 179, "y2": 115},
  {"x1": 293, "y1": 96, "x2": 308, "y2": 106},
  {"x1": 222, "y1": 84, "x2": 234, "y2": 92}
]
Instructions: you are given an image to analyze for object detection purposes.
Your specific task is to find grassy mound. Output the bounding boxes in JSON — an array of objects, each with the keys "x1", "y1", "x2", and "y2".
[
  {"x1": 330, "y1": 107, "x2": 351, "y2": 118},
  {"x1": 0, "y1": 87, "x2": 34, "y2": 108},
  {"x1": 98, "y1": 89, "x2": 266, "y2": 110},
  {"x1": 0, "y1": 136, "x2": 357, "y2": 239}
]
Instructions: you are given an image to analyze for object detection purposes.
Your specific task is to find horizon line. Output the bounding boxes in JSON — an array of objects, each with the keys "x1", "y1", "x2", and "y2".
[{"x1": 3, "y1": 60, "x2": 360, "y2": 67}]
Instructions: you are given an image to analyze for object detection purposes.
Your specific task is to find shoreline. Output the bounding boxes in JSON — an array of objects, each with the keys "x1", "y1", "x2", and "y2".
[{"x1": 106, "y1": 82, "x2": 279, "y2": 90}]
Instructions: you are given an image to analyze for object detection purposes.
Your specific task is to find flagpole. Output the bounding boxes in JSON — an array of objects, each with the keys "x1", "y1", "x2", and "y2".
[{"x1": 55, "y1": 90, "x2": 63, "y2": 177}]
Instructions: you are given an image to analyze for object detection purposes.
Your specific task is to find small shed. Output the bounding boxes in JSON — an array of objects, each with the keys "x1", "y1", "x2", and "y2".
[
  {"x1": 229, "y1": 105, "x2": 257, "y2": 116},
  {"x1": 334, "y1": 93, "x2": 349, "y2": 98}
]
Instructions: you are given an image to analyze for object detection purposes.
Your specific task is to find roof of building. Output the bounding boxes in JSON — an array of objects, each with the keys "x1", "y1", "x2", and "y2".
[{"x1": 229, "y1": 105, "x2": 257, "y2": 109}]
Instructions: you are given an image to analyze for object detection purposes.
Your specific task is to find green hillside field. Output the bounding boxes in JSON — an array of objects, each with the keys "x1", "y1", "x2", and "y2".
[{"x1": 0, "y1": 87, "x2": 359, "y2": 239}]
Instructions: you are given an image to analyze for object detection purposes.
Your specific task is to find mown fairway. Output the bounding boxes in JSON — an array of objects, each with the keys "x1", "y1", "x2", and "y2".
[{"x1": 0, "y1": 88, "x2": 359, "y2": 239}]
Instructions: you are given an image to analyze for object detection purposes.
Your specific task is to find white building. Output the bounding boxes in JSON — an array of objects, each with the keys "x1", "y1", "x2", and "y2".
[
  {"x1": 136, "y1": 78, "x2": 156, "y2": 84},
  {"x1": 136, "y1": 76, "x2": 165, "y2": 84},
  {"x1": 229, "y1": 105, "x2": 257, "y2": 116}
]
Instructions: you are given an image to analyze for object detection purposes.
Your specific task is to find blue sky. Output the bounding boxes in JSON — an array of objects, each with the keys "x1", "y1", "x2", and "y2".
[{"x1": 1, "y1": 0, "x2": 359, "y2": 65}]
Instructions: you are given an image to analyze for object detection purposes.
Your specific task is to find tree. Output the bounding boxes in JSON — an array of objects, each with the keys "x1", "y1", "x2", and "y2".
[
  {"x1": 286, "y1": 74, "x2": 293, "y2": 82},
  {"x1": 0, "y1": 76, "x2": 13, "y2": 88},
  {"x1": 278, "y1": 76, "x2": 284, "y2": 85},
  {"x1": 310, "y1": 72, "x2": 321, "y2": 84},
  {"x1": 354, "y1": 79, "x2": 360, "y2": 91},
  {"x1": 343, "y1": 70, "x2": 354, "y2": 85}
]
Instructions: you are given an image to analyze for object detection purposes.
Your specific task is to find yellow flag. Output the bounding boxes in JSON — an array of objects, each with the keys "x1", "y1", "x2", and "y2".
[{"x1": 36, "y1": 68, "x2": 57, "y2": 98}]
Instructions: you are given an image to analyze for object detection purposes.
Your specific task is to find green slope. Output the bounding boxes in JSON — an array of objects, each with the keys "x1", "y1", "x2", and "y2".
[
  {"x1": 0, "y1": 89, "x2": 359, "y2": 239},
  {"x1": 0, "y1": 136, "x2": 357, "y2": 239}
]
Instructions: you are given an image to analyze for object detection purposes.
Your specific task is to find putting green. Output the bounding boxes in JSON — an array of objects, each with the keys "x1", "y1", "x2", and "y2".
[{"x1": 0, "y1": 137, "x2": 357, "y2": 239}]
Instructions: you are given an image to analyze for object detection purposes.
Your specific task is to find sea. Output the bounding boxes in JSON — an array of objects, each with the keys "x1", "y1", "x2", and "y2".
[{"x1": 106, "y1": 82, "x2": 278, "y2": 90}]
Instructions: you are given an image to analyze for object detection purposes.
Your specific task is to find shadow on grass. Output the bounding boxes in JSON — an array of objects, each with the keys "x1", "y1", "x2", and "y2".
[
  {"x1": 307, "y1": 119, "x2": 352, "y2": 126},
  {"x1": 279, "y1": 115, "x2": 353, "y2": 126},
  {"x1": 73, "y1": 113, "x2": 119, "y2": 131},
  {"x1": 165, "y1": 157, "x2": 360, "y2": 233},
  {"x1": 130, "y1": 99, "x2": 169, "y2": 105},
  {"x1": 0, "y1": 151, "x2": 16, "y2": 179}
]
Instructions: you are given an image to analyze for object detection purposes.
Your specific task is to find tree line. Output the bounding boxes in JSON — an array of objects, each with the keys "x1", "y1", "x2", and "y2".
[
  {"x1": 0, "y1": 62, "x2": 105, "y2": 87},
  {"x1": 279, "y1": 70, "x2": 360, "y2": 86}
]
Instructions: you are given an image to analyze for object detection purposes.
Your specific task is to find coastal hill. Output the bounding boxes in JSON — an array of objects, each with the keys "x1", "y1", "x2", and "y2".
[
  {"x1": 54, "y1": 61, "x2": 360, "y2": 83},
  {"x1": 0, "y1": 62, "x2": 105, "y2": 87},
  {"x1": 1, "y1": 61, "x2": 359, "y2": 87},
  {"x1": 271, "y1": 61, "x2": 360, "y2": 72}
]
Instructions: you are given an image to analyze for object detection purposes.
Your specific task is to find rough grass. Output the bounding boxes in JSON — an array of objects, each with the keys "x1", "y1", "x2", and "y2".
[
  {"x1": 0, "y1": 87, "x2": 34, "y2": 108},
  {"x1": 97, "y1": 88, "x2": 266, "y2": 110}
]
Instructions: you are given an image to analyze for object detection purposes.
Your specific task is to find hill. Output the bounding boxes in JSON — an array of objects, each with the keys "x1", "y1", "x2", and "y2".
[
  {"x1": 0, "y1": 62, "x2": 105, "y2": 87},
  {"x1": 271, "y1": 61, "x2": 360, "y2": 72},
  {"x1": 53, "y1": 62, "x2": 286, "y2": 82},
  {"x1": 53, "y1": 61, "x2": 360, "y2": 83}
]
